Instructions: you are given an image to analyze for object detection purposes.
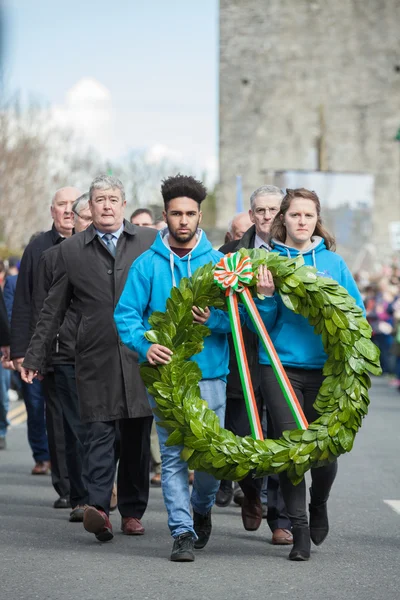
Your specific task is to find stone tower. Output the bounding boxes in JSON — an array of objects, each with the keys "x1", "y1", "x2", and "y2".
[{"x1": 219, "y1": 0, "x2": 400, "y2": 260}]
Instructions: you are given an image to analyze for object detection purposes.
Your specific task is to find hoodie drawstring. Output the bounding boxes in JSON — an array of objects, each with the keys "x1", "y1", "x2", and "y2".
[
  {"x1": 312, "y1": 249, "x2": 317, "y2": 269},
  {"x1": 170, "y1": 253, "x2": 177, "y2": 288},
  {"x1": 285, "y1": 247, "x2": 317, "y2": 269}
]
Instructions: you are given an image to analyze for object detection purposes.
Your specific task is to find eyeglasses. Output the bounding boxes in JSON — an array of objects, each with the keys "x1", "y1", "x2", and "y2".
[
  {"x1": 73, "y1": 211, "x2": 92, "y2": 222},
  {"x1": 253, "y1": 207, "x2": 279, "y2": 216}
]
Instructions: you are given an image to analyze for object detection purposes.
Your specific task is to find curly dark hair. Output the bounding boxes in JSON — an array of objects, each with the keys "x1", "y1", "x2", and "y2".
[{"x1": 161, "y1": 174, "x2": 207, "y2": 208}]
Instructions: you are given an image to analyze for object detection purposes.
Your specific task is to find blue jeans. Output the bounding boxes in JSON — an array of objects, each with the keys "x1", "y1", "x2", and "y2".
[
  {"x1": 149, "y1": 378, "x2": 226, "y2": 539},
  {"x1": 22, "y1": 377, "x2": 50, "y2": 462},
  {"x1": 0, "y1": 363, "x2": 10, "y2": 438}
]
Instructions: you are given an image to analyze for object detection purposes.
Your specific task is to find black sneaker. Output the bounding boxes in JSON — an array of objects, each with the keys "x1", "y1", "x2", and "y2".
[
  {"x1": 170, "y1": 532, "x2": 195, "y2": 562},
  {"x1": 193, "y1": 510, "x2": 212, "y2": 549}
]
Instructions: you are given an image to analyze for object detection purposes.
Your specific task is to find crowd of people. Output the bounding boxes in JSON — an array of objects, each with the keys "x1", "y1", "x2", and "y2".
[{"x1": 0, "y1": 174, "x2": 386, "y2": 563}]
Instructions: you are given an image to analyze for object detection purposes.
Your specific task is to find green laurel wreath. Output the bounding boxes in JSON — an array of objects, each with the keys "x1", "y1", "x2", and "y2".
[{"x1": 140, "y1": 248, "x2": 381, "y2": 485}]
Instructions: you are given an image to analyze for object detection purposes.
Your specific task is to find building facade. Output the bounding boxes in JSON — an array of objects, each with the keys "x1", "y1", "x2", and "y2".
[{"x1": 219, "y1": 0, "x2": 400, "y2": 262}]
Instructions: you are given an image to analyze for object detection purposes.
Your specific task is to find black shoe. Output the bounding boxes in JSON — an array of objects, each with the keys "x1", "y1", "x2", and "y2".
[
  {"x1": 170, "y1": 533, "x2": 195, "y2": 562},
  {"x1": 309, "y1": 499, "x2": 329, "y2": 546},
  {"x1": 0, "y1": 437, "x2": 6, "y2": 450},
  {"x1": 193, "y1": 510, "x2": 212, "y2": 549},
  {"x1": 289, "y1": 527, "x2": 311, "y2": 561},
  {"x1": 69, "y1": 506, "x2": 85, "y2": 522},
  {"x1": 233, "y1": 483, "x2": 244, "y2": 506},
  {"x1": 216, "y1": 480, "x2": 233, "y2": 507},
  {"x1": 53, "y1": 495, "x2": 71, "y2": 509}
]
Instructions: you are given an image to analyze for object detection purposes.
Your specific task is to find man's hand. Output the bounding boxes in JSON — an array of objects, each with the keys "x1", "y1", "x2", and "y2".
[
  {"x1": 13, "y1": 357, "x2": 25, "y2": 372},
  {"x1": 146, "y1": 344, "x2": 173, "y2": 366},
  {"x1": 1, "y1": 346, "x2": 10, "y2": 361},
  {"x1": 20, "y1": 367, "x2": 39, "y2": 384},
  {"x1": 192, "y1": 306, "x2": 210, "y2": 324},
  {"x1": 256, "y1": 265, "x2": 275, "y2": 297}
]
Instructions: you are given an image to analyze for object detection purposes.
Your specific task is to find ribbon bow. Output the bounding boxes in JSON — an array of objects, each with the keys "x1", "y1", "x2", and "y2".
[{"x1": 214, "y1": 253, "x2": 254, "y2": 292}]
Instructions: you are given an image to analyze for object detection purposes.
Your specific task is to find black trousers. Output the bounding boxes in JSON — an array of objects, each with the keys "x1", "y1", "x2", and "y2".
[
  {"x1": 83, "y1": 416, "x2": 152, "y2": 516},
  {"x1": 53, "y1": 364, "x2": 88, "y2": 507},
  {"x1": 260, "y1": 366, "x2": 338, "y2": 529},
  {"x1": 224, "y1": 390, "x2": 291, "y2": 532},
  {"x1": 42, "y1": 373, "x2": 70, "y2": 498}
]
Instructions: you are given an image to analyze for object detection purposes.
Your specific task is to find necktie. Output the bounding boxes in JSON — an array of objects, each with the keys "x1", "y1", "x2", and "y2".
[{"x1": 103, "y1": 233, "x2": 116, "y2": 257}]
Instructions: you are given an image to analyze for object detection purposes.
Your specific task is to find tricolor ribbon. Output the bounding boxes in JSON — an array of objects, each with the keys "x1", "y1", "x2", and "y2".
[{"x1": 214, "y1": 253, "x2": 308, "y2": 440}]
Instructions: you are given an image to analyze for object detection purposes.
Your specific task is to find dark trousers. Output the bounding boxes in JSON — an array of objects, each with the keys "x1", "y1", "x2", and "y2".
[
  {"x1": 42, "y1": 373, "x2": 70, "y2": 498},
  {"x1": 53, "y1": 364, "x2": 88, "y2": 507},
  {"x1": 21, "y1": 377, "x2": 50, "y2": 463},
  {"x1": 224, "y1": 390, "x2": 291, "y2": 532},
  {"x1": 83, "y1": 416, "x2": 152, "y2": 516},
  {"x1": 260, "y1": 366, "x2": 338, "y2": 529}
]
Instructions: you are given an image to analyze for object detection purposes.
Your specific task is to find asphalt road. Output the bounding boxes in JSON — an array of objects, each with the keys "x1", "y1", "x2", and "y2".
[{"x1": 1, "y1": 377, "x2": 399, "y2": 600}]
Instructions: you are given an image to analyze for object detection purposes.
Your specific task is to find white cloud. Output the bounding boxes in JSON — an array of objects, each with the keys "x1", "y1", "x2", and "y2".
[
  {"x1": 52, "y1": 77, "x2": 116, "y2": 158},
  {"x1": 50, "y1": 78, "x2": 218, "y2": 185}
]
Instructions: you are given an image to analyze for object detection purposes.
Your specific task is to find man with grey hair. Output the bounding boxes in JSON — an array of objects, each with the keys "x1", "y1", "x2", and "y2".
[
  {"x1": 219, "y1": 184, "x2": 293, "y2": 546},
  {"x1": 22, "y1": 175, "x2": 157, "y2": 542},
  {"x1": 11, "y1": 186, "x2": 81, "y2": 507},
  {"x1": 248, "y1": 185, "x2": 283, "y2": 249},
  {"x1": 224, "y1": 211, "x2": 253, "y2": 243},
  {"x1": 72, "y1": 192, "x2": 92, "y2": 230},
  {"x1": 26, "y1": 191, "x2": 93, "y2": 522}
]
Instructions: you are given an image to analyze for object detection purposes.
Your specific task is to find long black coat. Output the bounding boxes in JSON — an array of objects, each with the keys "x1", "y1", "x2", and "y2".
[
  {"x1": 23, "y1": 221, "x2": 157, "y2": 422},
  {"x1": 32, "y1": 244, "x2": 78, "y2": 368},
  {"x1": 10, "y1": 225, "x2": 62, "y2": 359}
]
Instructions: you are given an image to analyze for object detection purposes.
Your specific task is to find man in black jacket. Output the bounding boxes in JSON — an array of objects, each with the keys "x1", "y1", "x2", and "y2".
[
  {"x1": 11, "y1": 186, "x2": 82, "y2": 506},
  {"x1": 32, "y1": 193, "x2": 92, "y2": 521},
  {"x1": 22, "y1": 175, "x2": 157, "y2": 543},
  {"x1": 0, "y1": 289, "x2": 10, "y2": 450},
  {"x1": 219, "y1": 185, "x2": 293, "y2": 546}
]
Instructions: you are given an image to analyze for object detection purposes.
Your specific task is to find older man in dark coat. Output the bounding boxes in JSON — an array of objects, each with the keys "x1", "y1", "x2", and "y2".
[
  {"x1": 22, "y1": 175, "x2": 157, "y2": 542},
  {"x1": 218, "y1": 185, "x2": 293, "y2": 546}
]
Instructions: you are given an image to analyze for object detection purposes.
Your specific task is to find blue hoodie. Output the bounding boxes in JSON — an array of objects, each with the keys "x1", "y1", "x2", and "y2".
[
  {"x1": 254, "y1": 236, "x2": 365, "y2": 369},
  {"x1": 114, "y1": 229, "x2": 232, "y2": 381}
]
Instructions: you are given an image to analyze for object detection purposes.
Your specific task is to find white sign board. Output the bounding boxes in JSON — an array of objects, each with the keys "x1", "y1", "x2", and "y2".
[{"x1": 389, "y1": 222, "x2": 400, "y2": 251}]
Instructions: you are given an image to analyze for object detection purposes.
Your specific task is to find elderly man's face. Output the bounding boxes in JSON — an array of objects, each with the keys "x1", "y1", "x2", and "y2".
[
  {"x1": 51, "y1": 187, "x2": 81, "y2": 236},
  {"x1": 131, "y1": 213, "x2": 154, "y2": 227},
  {"x1": 249, "y1": 194, "x2": 281, "y2": 238},
  {"x1": 231, "y1": 213, "x2": 252, "y2": 240},
  {"x1": 74, "y1": 205, "x2": 93, "y2": 233},
  {"x1": 89, "y1": 187, "x2": 126, "y2": 232}
]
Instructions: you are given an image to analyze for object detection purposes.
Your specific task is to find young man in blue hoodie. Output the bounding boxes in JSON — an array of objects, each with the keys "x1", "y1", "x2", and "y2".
[{"x1": 115, "y1": 174, "x2": 232, "y2": 562}]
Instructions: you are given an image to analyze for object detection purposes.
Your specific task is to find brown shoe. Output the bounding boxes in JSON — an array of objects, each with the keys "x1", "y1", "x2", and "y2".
[
  {"x1": 188, "y1": 472, "x2": 194, "y2": 485},
  {"x1": 121, "y1": 517, "x2": 145, "y2": 535},
  {"x1": 151, "y1": 473, "x2": 162, "y2": 486},
  {"x1": 241, "y1": 496, "x2": 263, "y2": 531},
  {"x1": 31, "y1": 461, "x2": 51, "y2": 475},
  {"x1": 110, "y1": 483, "x2": 117, "y2": 512},
  {"x1": 83, "y1": 506, "x2": 113, "y2": 542},
  {"x1": 272, "y1": 528, "x2": 294, "y2": 545}
]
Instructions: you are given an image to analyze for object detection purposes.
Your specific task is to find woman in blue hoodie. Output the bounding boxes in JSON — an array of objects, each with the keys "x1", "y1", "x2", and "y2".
[{"x1": 255, "y1": 188, "x2": 364, "y2": 562}]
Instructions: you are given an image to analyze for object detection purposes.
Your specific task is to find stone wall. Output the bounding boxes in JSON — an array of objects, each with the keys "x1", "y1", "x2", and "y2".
[{"x1": 219, "y1": 0, "x2": 400, "y2": 260}]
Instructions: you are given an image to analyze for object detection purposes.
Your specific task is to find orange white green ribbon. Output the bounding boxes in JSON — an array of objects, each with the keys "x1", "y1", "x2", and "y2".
[{"x1": 214, "y1": 253, "x2": 308, "y2": 438}]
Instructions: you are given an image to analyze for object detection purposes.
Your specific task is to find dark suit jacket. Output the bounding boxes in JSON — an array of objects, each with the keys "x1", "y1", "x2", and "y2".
[
  {"x1": 10, "y1": 225, "x2": 62, "y2": 358},
  {"x1": 3, "y1": 274, "x2": 17, "y2": 322},
  {"x1": 0, "y1": 289, "x2": 10, "y2": 347},
  {"x1": 23, "y1": 221, "x2": 157, "y2": 423},
  {"x1": 32, "y1": 245, "x2": 77, "y2": 368}
]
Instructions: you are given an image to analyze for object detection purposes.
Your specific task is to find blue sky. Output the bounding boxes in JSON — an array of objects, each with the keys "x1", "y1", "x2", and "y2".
[{"x1": 3, "y1": 0, "x2": 218, "y2": 178}]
